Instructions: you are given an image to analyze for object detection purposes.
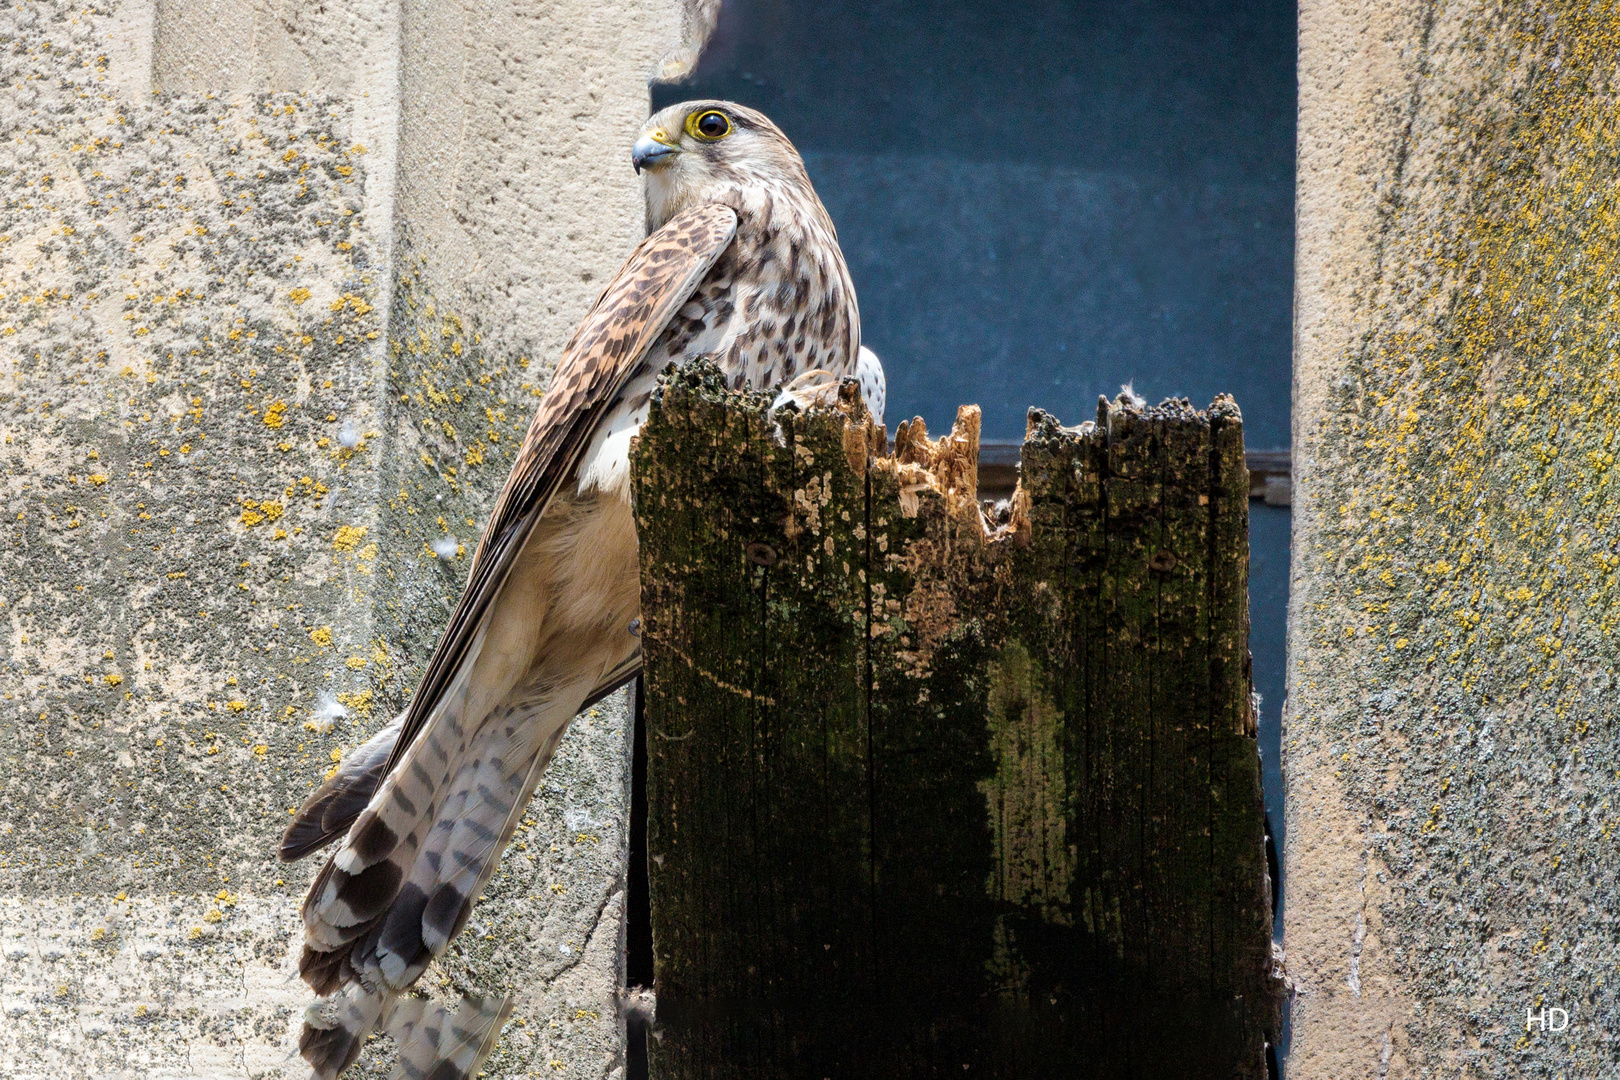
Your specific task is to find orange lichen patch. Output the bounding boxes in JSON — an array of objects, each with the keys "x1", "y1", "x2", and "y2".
[{"x1": 237, "y1": 498, "x2": 282, "y2": 528}]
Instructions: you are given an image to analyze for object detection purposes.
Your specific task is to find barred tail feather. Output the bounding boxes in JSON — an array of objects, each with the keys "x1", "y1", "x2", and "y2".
[
  {"x1": 297, "y1": 671, "x2": 478, "y2": 990},
  {"x1": 385, "y1": 994, "x2": 515, "y2": 1080},
  {"x1": 282, "y1": 710, "x2": 408, "y2": 862},
  {"x1": 372, "y1": 674, "x2": 584, "y2": 982},
  {"x1": 300, "y1": 983, "x2": 393, "y2": 1080},
  {"x1": 297, "y1": 670, "x2": 593, "y2": 1073}
]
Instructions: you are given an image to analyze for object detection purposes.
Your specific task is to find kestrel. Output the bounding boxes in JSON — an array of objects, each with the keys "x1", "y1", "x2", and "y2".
[{"x1": 280, "y1": 100, "x2": 885, "y2": 1079}]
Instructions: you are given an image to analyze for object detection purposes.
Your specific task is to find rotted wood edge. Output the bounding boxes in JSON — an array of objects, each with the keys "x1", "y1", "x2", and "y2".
[{"x1": 630, "y1": 360, "x2": 1283, "y2": 1077}]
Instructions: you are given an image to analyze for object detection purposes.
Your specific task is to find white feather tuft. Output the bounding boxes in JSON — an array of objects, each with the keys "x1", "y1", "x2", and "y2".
[
  {"x1": 856, "y1": 345, "x2": 885, "y2": 426},
  {"x1": 306, "y1": 691, "x2": 347, "y2": 734},
  {"x1": 432, "y1": 535, "x2": 459, "y2": 560},
  {"x1": 576, "y1": 425, "x2": 639, "y2": 501}
]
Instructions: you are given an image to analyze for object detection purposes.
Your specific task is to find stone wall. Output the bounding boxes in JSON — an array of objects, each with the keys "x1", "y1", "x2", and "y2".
[
  {"x1": 0, "y1": 0, "x2": 711, "y2": 1075},
  {"x1": 1289, "y1": 0, "x2": 1620, "y2": 1074}
]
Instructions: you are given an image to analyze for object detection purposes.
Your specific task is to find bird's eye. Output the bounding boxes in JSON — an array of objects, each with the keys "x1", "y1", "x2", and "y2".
[{"x1": 688, "y1": 110, "x2": 732, "y2": 141}]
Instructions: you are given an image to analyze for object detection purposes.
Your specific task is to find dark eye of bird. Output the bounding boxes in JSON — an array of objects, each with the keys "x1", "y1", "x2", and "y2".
[{"x1": 696, "y1": 111, "x2": 729, "y2": 139}]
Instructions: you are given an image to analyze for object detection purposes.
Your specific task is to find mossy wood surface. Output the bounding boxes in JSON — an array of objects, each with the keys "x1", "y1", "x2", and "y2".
[{"x1": 631, "y1": 361, "x2": 1279, "y2": 1078}]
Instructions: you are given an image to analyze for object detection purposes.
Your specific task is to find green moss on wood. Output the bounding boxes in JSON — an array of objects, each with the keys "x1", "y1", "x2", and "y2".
[{"x1": 634, "y1": 362, "x2": 1278, "y2": 1077}]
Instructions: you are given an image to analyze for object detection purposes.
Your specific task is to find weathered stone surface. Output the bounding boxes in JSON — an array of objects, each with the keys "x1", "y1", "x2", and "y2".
[
  {"x1": 0, "y1": 0, "x2": 713, "y2": 1074},
  {"x1": 1290, "y1": 1, "x2": 1620, "y2": 1075}
]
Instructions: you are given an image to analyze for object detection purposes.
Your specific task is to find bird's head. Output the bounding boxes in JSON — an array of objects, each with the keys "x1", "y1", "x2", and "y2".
[{"x1": 632, "y1": 101, "x2": 811, "y2": 231}]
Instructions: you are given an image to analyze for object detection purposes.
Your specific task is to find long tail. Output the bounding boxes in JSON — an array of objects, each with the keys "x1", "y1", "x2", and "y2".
[
  {"x1": 298, "y1": 983, "x2": 393, "y2": 1080},
  {"x1": 294, "y1": 669, "x2": 593, "y2": 1078},
  {"x1": 298, "y1": 987, "x2": 513, "y2": 1080},
  {"x1": 280, "y1": 661, "x2": 639, "y2": 867}
]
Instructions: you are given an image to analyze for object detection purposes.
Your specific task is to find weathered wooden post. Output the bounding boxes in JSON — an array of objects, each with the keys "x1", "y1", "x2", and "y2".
[{"x1": 631, "y1": 360, "x2": 1281, "y2": 1077}]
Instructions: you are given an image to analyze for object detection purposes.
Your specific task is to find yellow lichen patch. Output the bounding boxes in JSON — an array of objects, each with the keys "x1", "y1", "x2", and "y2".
[
  {"x1": 345, "y1": 656, "x2": 367, "y2": 670},
  {"x1": 336, "y1": 689, "x2": 373, "y2": 716},
  {"x1": 332, "y1": 524, "x2": 367, "y2": 551},
  {"x1": 104, "y1": 673, "x2": 122, "y2": 687},
  {"x1": 226, "y1": 700, "x2": 247, "y2": 713},
  {"x1": 1292, "y1": 13, "x2": 1620, "y2": 1040},
  {"x1": 262, "y1": 400, "x2": 289, "y2": 429},
  {"x1": 288, "y1": 287, "x2": 311, "y2": 305},
  {"x1": 309, "y1": 626, "x2": 333, "y2": 647},
  {"x1": 87, "y1": 473, "x2": 107, "y2": 486},
  {"x1": 329, "y1": 292, "x2": 373, "y2": 316}
]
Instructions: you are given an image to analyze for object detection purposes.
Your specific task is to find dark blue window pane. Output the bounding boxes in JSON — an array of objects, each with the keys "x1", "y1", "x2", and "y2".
[{"x1": 657, "y1": 0, "x2": 1296, "y2": 448}]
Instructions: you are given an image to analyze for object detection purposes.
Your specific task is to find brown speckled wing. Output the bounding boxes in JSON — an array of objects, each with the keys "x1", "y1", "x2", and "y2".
[{"x1": 380, "y1": 204, "x2": 737, "y2": 776}]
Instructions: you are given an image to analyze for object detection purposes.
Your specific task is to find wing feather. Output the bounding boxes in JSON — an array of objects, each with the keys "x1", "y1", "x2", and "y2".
[
  {"x1": 279, "y1": 204, "x2": 736, "y2": 861},
  {"x1": 383, "y1": 203, "x2": 735, "y2": 773}
]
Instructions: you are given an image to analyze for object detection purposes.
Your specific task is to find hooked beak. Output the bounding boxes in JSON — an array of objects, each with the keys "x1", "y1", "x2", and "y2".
[{"x1": 631, "y1": 133, "x2": 679, "y2": 174}]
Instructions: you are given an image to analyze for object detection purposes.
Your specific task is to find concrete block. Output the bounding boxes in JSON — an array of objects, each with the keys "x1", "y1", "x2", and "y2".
[
  {"x1": 0, "y1": 0, "x2": 715, "y2": 1074},
  {"x1": 1289, "y1": 0, "x2": 1620, "y2": 1074}
]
